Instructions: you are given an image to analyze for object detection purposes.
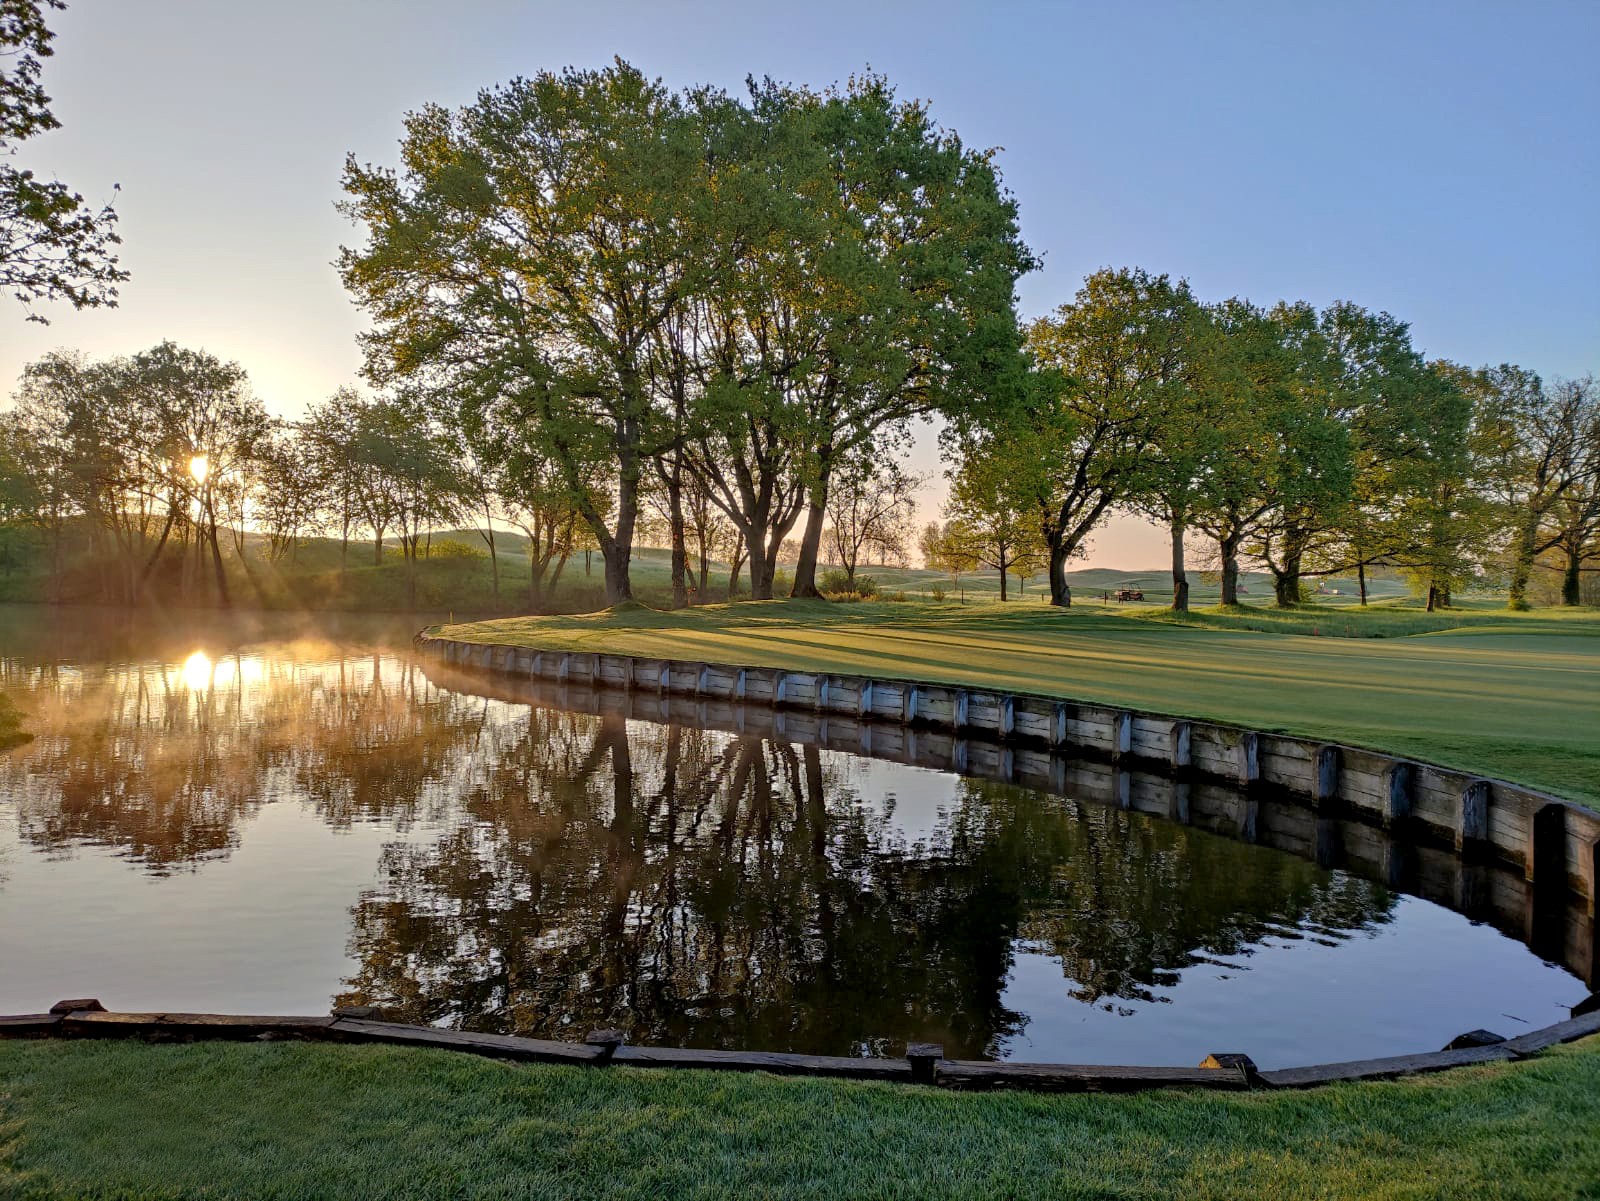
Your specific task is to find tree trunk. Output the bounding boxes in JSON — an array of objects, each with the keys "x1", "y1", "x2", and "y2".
[
  {"x1": 790, "y1": 453, "x2": 833, "y2": 599},
  {"x1": 1507, "y1": 515, "x2": 1538, "y2": 610},
  {"x1": 1169, "y1": 516, "x2": 1189, "y2": 612},
  {"x1": 1271, "y1": 546, "x2": 1303, "y2": 607},
  {"x1": 484, "y1": 503, "x2": 500, "y2": 602},
  {"x1": 1047, "y1": 543, "x2": 1072, "y2": 607},
  {"x1": 206, "y1": 519, "x2": 232, "y2": 609},
  {"x1": 1561, "y1": 548, "x2": 1582, "y2": 606},
  {"x1": 602, "y1": 539, "x2": 633, "y2": 605},
  {"x1": 1425, "y1": 582, "x2": 1438, "y2": 612},
  {"x1": 667, "y1": 455, "x2": 688, "y2": 609},
  {"x1": 1357, "y1": 561, "x2": 1367, "y2": 606},
  {"x1": 998, "y1": 561, "x2": 1008, "y2": 602},
  {"x1": 1220, "y1": 534, "x2": 1242, "y2": 606}
]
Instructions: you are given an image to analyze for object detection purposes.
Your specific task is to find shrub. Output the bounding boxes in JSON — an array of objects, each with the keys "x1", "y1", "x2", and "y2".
[
  {"x1": 818, "y1": 569, "x2": 854, "y2": 594},
  {"x1": 930, "y1": 583, "x2": 947, "y2": 602},
  {"x1": 426, "y1": 539, "x2": 487, "y2": 560}
]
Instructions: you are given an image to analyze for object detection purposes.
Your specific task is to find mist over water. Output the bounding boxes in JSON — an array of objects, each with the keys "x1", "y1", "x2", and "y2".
[{"x1": 0, "y1": 606, "x2": 1583, "y2": 1066}]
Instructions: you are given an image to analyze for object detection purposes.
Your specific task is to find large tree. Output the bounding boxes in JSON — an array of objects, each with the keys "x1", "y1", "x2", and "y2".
[
  {"x1": 1476, "y1": 368, "x2": 1595, "y2": 609},
  {"x1": 341, "y1": 62, "x2": 710, "y2": 605},
  {"x1": 1, "y1": 0, "x2": 124, "y2": 320},
  {"x1": 963, "y1": 268, "x2": 1195, "y2": 607}
]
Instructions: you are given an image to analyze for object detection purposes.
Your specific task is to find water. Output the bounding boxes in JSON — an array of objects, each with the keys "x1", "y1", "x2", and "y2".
[{"x1": 0, "y1": 606, "x2": 1585, "y2": 1068}]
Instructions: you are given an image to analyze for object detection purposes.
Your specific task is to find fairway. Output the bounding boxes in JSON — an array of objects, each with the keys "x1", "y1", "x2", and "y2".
[{"x1": 441, "y1": 601, "x2": 1600, "y2": 808}]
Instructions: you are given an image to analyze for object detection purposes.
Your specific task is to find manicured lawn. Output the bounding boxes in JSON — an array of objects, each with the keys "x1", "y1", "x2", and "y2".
[
  {"x1": 0, "y1": 1039, "x2": 1596, "y2": 1200},
  {"x1": 437, "y1": 599, "x2": 1600, "y2": 808}
]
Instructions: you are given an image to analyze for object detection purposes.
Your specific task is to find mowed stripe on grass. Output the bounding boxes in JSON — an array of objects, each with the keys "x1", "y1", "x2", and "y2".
[{"x1": 439, "y1": 601, "x2": 1600, "y2": 807}]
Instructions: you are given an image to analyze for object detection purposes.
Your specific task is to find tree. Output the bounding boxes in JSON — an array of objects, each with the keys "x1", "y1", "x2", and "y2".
[
  {"x1": 760, "y1": 76, "x2": 1034, "y2": 599},
  {"x1": 824, "y1": 457, "x2": 918, "y2": 585},
  {"x1": 964, "y1": 269, "x2": 1194, "y2": 607},
  {"x1": 10, "y1": 342, "x2": 267, "y2": 606},
  {"x1": 1182, "y1": 299, "x2": 1303, "y2": 607},
  {"x1": 919, "y1": 520, "x2": 977, "y2": 603},
  {"x1": 255, "y1": 426, "x2": 327, "y2": 564},
  {"x1": 1, "y1": 0, "x2": 125, "y2": 320},
  {"x1": 300, "y1": 388, "x2": 372, "y2": 578},
  {"x1": 943, "y1": 447, "x2": 1045, "y2": 601},
  {"x1": 1477, "y1": 369, "x2": 1595, "y2": 609},
  {"x1": 341, "y1": 62, "x2": 710, "y2": 606},
  {"x1": 1539, "y1": 383, "x2": 1600, "y2": 605}
]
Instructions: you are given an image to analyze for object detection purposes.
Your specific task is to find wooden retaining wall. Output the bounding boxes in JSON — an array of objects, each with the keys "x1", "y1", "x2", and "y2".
[
  {"x1": 5, "y1": 998, "x2": 1598, "y2": 1094},
  {"x1": 416, "y1": 633, "x2": 1600, "y2": 916}
]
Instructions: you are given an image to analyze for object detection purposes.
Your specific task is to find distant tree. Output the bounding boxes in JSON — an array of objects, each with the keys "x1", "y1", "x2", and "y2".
[
  {"x1": 300, "y1": 388, "x2": 371, "y2": 577},
  {"x1": 944, "y1": 448, "x2": 1046, "y2": 602},
  {"x1": 1538, "y1": 384, "x2": 1600, "y2": 605},
  {"x1": 255, "y1": 427, "x2": 327, "y2": 563},
  {"x1": 1, "y1": 0, "x2": 125, "y2": 320},
  {"x1": 963, "y1": 269, "x2": 1194, "y2": 607},
  {"x1": 1476, "y1": 369, "x2": 1596, "y2": 609},
  {"x1": 919, "y1": 520, "x2": 978, "y2": 603},
  {"x1": 824, "y1": 458, "x2": 918, "y2": 585}
]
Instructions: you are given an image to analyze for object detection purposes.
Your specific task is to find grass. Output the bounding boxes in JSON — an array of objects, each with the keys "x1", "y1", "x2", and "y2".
[
  {"x1": 1, "y1": 1039, "x2": 1598, "y2": 1200},
  {"x1": 438, "y1": 598, "x2": 1600, "y2": 808}
]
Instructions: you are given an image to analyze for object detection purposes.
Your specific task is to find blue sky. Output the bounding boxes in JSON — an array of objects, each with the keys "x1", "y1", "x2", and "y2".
[{"x1": 5, "y1": 0, "x2": 1596, "y2": 566}]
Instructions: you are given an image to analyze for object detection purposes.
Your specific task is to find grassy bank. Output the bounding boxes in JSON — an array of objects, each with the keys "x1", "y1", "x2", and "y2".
[
  {"x1": 1, "y1": 1039, "x2": 1597, "y2": 1199},
  {"x1": 438, "y1": 599, "x2": 1600, "y2": 808}
]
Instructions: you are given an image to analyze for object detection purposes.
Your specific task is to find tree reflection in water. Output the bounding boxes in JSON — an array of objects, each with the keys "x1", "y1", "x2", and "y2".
[{"x1": 336, "y1": 708, "x2": 1397, "y2": 1058}]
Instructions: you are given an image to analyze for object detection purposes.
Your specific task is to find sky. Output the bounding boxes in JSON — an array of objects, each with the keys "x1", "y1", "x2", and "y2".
[{"x1": 4, "y1": 0, "x2": 1597, "y2": 569}]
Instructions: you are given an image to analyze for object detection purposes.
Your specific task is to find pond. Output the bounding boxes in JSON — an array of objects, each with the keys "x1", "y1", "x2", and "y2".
[{"x1": 0, "y1": 605, "x2": 1586, "y2": 1069}]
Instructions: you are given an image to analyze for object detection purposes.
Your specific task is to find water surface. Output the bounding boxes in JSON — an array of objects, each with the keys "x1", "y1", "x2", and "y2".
[{"x1": 0, "y1": 606, "x2": 1584, "y2": 1067}]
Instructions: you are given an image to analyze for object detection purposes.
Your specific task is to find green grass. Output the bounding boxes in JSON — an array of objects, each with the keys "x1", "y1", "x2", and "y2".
[
  {"x1": 2, "y1": 1039, "x2": 1597, "y2": 1200},
  {"x1": 439, "y1": 598, "x2": 1600, "y2": 808}
]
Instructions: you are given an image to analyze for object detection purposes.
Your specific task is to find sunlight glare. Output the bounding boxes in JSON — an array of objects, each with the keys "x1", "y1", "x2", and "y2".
[
  {"x1": 189, "y1": 455, "x2": 209, "y2": 484},
  {"x1": 180, "y1": 650, "x2": 214, "y2": 691}
]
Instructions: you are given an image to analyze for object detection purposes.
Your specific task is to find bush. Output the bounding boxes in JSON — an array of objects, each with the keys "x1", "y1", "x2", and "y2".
[
  {"x1": 930, "y1": 583, "x2": 947, "y2": 602},
  {"x1": 818, "y1": 568, "x2": 854, "y2": 594},
  {"x1": 426, "y1": 539, "x2": 487, "y2": 560}
]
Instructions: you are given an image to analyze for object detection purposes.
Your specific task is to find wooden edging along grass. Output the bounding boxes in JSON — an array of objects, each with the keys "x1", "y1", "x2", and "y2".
[
  {"x1": 6, "y1": 1000, "x2": 1600, "y2": 1094},
  {"x1": 414, "y1": 632, "x2": 1600, "y2": 915}
]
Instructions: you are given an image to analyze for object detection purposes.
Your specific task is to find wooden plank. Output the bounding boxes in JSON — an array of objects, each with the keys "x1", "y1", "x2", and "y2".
[
  {"x1": 1458, "y1": 779, "x2": 1490, "y2": 851},
  {"x1": 936, "y1": 1060, "x2": 1249, "y2": 1092},
  {"x1": 1499, "y1": 1009, "x2": 1600, "y2": 1057},
  {"x1": 1113, "y1": 711, "x2": 1132, "y2": 758},
  {"x1": 1314, "y1": 745, "x2": 1340, "y2": 805},
  {"x1": 59, "y1": 1012, "x2": 338, "y2": 1039},
  {"x1": 1259, "y1": 1044, "x2": 1515, "y2": 1088},
  {"x1": 0, "y1": 1013, "x2": 63, "y2": 1037},
  {"x1": 611, "y1": 1045, "x2": 913, "y2": 1081},
  {"x1": 1170, "y1": 721, "x2": 1191, "y2": 770},
  {"x1": 330, "y1": 1018, "x2": 607, "y2": 1064},
  {"x1": 1529, "y1": 804, "x2": 1568, "y2": 888},
  {"x1": 1239, "y1": 731, "x2": 1259, "y2": 786},
  {"x1": 1383, "y1": 761, "x2": 1414, "y2": 827}
]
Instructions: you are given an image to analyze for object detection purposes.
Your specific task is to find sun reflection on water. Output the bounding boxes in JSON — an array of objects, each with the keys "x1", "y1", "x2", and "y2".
[{"x1": 180, "y1": 650, "x2": 214, "y2": 690}]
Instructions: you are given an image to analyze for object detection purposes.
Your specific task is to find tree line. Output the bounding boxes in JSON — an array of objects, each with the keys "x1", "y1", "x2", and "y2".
[
  {"x1": 2, "y1": 58, "x2": 1595, "y2": 612},
  {"x1": 933, "y1": 269, "x2": 1598, "y2": 610}
]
